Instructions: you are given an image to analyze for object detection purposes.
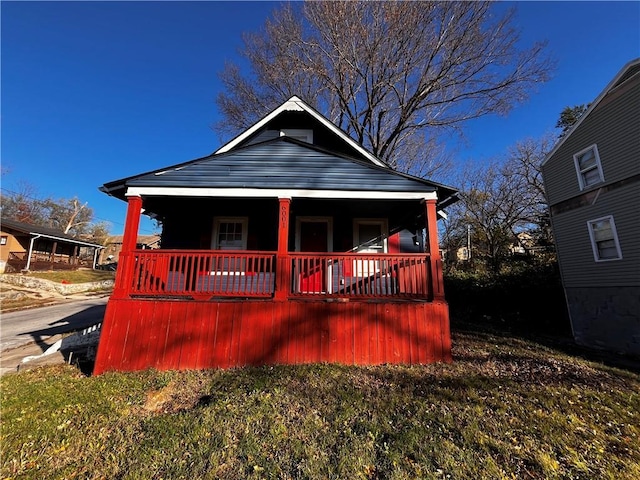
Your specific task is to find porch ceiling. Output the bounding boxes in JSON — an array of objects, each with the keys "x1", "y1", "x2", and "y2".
[{"x1": 142, "y1": 197, "x2": 427, "y2": 228}]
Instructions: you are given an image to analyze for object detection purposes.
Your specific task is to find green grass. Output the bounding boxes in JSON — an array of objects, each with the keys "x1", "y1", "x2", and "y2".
[
  {"x1": 2, "y1": 331, "x2": 639, "y2": 479},
  {"x1": 26, "y1": 270, "x2": 115, "y2": 284}
]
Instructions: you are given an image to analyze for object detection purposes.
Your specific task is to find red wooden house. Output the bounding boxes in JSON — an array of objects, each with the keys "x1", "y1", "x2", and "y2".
[{"x1": 93, "y1": 97, "x2": 458, "y2": 374}]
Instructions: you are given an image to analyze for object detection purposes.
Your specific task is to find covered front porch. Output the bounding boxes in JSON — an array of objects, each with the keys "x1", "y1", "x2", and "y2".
[
  {"x1": 94, "y1": 192, "x2": 451, "y2": 374},
  {"x1": 109, "y1": 194, "x2": 445, "y2": 302}
]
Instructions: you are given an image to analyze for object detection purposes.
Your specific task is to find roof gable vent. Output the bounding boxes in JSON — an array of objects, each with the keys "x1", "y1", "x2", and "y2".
[{"x1": 280, "y1": 129, "x2": 313, "y2": 143}]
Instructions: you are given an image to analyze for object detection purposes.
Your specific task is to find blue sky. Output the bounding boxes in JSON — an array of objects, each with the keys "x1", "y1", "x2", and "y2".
[{"x1": 2, "y1": 1, "x2": 639, "y2": 235}]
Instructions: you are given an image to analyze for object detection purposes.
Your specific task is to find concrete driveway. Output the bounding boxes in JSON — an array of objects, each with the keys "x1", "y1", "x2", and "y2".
[{"x1": 0, "y1": 295, "x2": 108, "y2": 375}]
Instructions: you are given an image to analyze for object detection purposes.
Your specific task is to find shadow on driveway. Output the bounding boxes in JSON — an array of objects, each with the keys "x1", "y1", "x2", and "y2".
[{"x1": 21, "y1": 304, "x2": 107, "y2": 353}]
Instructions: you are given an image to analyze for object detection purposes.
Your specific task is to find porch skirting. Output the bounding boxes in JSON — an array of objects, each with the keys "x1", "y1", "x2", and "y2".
[{"x1": 93, "y1": 298, "x2": 451, "y2": 374}]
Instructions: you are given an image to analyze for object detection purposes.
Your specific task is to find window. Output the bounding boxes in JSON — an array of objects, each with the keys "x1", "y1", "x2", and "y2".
[
  {"x1": 212, "y1": 218, "x2": 248, "y2": 250},
  {"x1": 587, "y1": 216, "x2": 622, "y2": 261},
  {"x1": 280, "y1": 129, "x2": 313, "y2": 143},
  {"x1": 0, "y1": 236, "x2": 7, "y2": 245},
  {"x1": 574, "y1": 144, "x2": 604, "y2": 190},
  {"x1": 353, "y1": 219, "x2": 388, "y2": 253}
]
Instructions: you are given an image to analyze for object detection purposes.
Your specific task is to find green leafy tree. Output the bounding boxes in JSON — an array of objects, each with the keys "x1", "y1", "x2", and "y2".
[{"x1": 556, "y1": 104, "x2": 588, "y2": 135}]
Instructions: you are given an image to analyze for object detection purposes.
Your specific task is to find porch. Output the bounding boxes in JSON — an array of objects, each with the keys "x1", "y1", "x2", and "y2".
[
  {"x1": 7, "y1": 250, "x2": 95, "y2": 272},
  {"x1": 118, "y1": 249, "x2": 436, "y2": 300},
  {"x1": 93, "y1": 195, "x2": 451, "y2": 374}
]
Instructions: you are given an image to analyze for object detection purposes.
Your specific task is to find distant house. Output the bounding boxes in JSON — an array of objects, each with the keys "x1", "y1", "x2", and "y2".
[
  {"x1": 93, "y1": 96, "x2": 458, "y2": 374},
  {"x1": 98, "y1": 234, "x2": 160, "y2": 265},
  {"x1": 541, "y1": 58, "x2": 640, "y2": 356},
  {"x1": 0, "y1": 218, "x2": 104, "y2": 273}
]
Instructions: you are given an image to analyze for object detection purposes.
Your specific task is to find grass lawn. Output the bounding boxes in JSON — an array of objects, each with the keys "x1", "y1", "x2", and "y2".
[
  {"x1": 27, "y1": 270, "x2": 115, "y2": 284},
  {"x1": 1, "y1": 329, "x2": 638, "y2": 479}
]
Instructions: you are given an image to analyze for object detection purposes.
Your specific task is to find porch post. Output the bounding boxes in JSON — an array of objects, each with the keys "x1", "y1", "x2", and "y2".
[
  {"x1": 24, "y1": 235, "x2": 41, "y2": 271},
  {"x1": 49, "y1": 241, "x2": 57, "y2": 263},
  {"x1": 274, "y1": 197, "x2": 291, "y2": 301},
  {"x1": 425, "y1": 199, "x2": 445, "y2": 301},
  {"x1": 112, "y1": 195, "x2": 143, "y2": 299}
]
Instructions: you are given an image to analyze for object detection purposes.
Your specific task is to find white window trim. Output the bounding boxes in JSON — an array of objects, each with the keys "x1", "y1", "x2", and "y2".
[
  {"x1": 587, "y1": 215, "x2": 622, "y2": 262},
  {"x1": 573, "y1": 144, "x2": 604, "y2": 190},
  {"x1": 211, "y1": 217, "x2": 248, "y2": 250},
  {"x1": 353, "y1": 218, "x2": 388, "y2": 253},
  {"x1": 280, "y1": 129, "x2": 313, "y2": 143},
  {"x1": 295, "y1": 216, "x2": 333, "y2": 252}
]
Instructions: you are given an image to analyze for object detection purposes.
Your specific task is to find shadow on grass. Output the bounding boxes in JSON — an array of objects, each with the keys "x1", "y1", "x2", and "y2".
[{"x1": 444, "y1": 262, "x2": 640, "y2": 374}]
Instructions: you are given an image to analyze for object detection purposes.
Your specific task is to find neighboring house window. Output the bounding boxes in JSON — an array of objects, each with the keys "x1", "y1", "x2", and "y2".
[
  {"x1": 587, "y1": 216, "x2": 622, "y2": 261},
  {"x1": 212, "y1": 218, "x2": 248, "y2": 250},
  {"x1": 574, "y1": 144, "x2": 604, "y2": 190},
  {"x1": 280, "y1": 129, "x2": 313, "y2": 143},
  {"x1": 0, "y1": 236, "x2": 7, "y2": 245}
]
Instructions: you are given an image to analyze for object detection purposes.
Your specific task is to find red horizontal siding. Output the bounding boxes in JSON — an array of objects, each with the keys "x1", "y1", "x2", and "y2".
[{"x1": 94, "y1": 298, "x2": 451, "y2": 374}]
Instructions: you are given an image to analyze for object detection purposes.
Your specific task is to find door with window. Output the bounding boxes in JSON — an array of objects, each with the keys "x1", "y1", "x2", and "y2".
[{"x1": 212, "y1": 218, "x2": 248, "y2": 273}]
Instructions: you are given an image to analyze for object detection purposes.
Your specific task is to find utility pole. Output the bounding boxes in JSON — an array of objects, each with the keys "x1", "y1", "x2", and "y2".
[{"x1": 467, "y1": 225, "x2": 472, "y2": 261}]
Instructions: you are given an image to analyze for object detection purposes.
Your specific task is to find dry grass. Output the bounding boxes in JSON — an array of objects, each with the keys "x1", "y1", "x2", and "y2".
[
  {"x1": 27, "y1": 270, "x2": 115, "y2": 284},
  {"x1": 1, "y1": 330, "x2": 639, "y2": 480}
]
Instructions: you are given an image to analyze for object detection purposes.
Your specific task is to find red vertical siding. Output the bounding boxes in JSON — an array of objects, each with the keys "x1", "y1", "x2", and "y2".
[{"x1": 93, "y1": 298, "x2": 451, "y2": 374}]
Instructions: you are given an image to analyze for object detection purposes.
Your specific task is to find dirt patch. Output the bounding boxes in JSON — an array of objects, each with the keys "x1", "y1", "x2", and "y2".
[
  {"x1": 142, "y1": 378, "x2": 210, "y2": 414},
  {"x1": 0, "y1": 283, "x2": 65, "y2": 313}
]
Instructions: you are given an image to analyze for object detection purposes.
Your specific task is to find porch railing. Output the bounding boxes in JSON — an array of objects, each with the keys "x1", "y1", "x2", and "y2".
[
  {"x1": 117, "y1": 250, "x2": 431, "y2": 300},
  {"x1": 7, "y1": 251, "x2": 89, "y2": 271},
  {"x1": 121, "y1": 250, "x2": 276, "y2": 298},
  {"x1": 291, "y1": 253, "x2": 429, "y2": 298}
]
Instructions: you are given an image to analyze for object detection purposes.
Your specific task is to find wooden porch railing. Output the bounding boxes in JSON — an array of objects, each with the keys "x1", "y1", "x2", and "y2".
[
  {"x1": 7, "y1": 251, "x2": 89, "y2": 271},
  {"x1": 120, "y1": 250, "x2": 277, "y2": 299},
  {"x1": 117, "y1": 250, "x2": 432, "y2": 300},
  {"x1": 290, "y1": 253, "x2": 430, "y2": 298}
]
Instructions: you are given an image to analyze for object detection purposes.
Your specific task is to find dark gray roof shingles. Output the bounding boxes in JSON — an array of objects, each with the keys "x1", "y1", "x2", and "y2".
[{"x1": 108, "y1": 138, "x2": 441, "y2": 194}]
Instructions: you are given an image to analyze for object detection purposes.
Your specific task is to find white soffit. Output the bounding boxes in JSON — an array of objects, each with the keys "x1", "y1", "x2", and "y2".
[{"x1": 126, "y1": 186, "x2": 437, "y2": 201}]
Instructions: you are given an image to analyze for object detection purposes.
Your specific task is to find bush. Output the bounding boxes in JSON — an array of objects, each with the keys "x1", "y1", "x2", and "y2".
[{"x1": 444, "y1": 259, "x2": 571, "y2": 337}]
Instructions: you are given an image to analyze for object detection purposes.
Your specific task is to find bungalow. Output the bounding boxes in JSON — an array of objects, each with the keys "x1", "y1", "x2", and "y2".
[
  {"x1": 0, "y1": 218, "x2": 104, "y2": 273},
  {"x1": 93, "y1": 96, "x2": 458, "y2": 374}
]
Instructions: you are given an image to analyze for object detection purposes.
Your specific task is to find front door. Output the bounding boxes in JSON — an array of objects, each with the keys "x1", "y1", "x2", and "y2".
[
  {"x1": 300, "y1": 221, "x2": 328, "y2": 252},
  {"x1": 297, "y1": 218, "x2": 332, "y2": 293}
]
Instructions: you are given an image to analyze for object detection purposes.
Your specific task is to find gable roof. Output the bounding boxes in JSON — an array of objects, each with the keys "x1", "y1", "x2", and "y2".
[
  {"x1": 102, "y1": 137, "x2": 457, "y2": 206},
  {"x1": 543, "y1": 58, "x2": 640, "y2": 166},
  {"x1": 1, "y1": 218, "x2": 104, "y2": 248},
  {"x1": 215, "y1": 96, "x2": 388, "y2": 168}
]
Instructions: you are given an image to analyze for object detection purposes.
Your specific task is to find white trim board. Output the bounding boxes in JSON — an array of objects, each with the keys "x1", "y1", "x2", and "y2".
[
  {"x1": 126, "y1": 187, "x2": 438, "y2": 201},
  {"x1": 542, "y1": 58, "x2": 640, "y2": 166}
]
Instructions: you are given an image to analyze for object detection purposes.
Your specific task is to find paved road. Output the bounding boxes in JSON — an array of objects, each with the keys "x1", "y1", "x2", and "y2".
[{"x1": 0, "y1": 296, "x2": 108, "y2": 352}]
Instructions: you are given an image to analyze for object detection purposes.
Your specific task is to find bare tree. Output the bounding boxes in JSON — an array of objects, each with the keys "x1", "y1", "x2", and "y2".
[
  {"x1": 0, "y1": 182, "x2": 47, "y2": 224},
  {"x1": 445, "y1": 135, "x2": 555, "y2": 272},
  {"x1": 505, "y1": 135, "x2": 555, "y2": 245},
  {"x1": 217, "y1": 1, "x2": 554, "y2": 176},
  {"x1": 1, "y1": 188, "x2": 108, "y2": 240},
  {"x1": 44, "y1": 197, "x2": 93, "y2": 235}
]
